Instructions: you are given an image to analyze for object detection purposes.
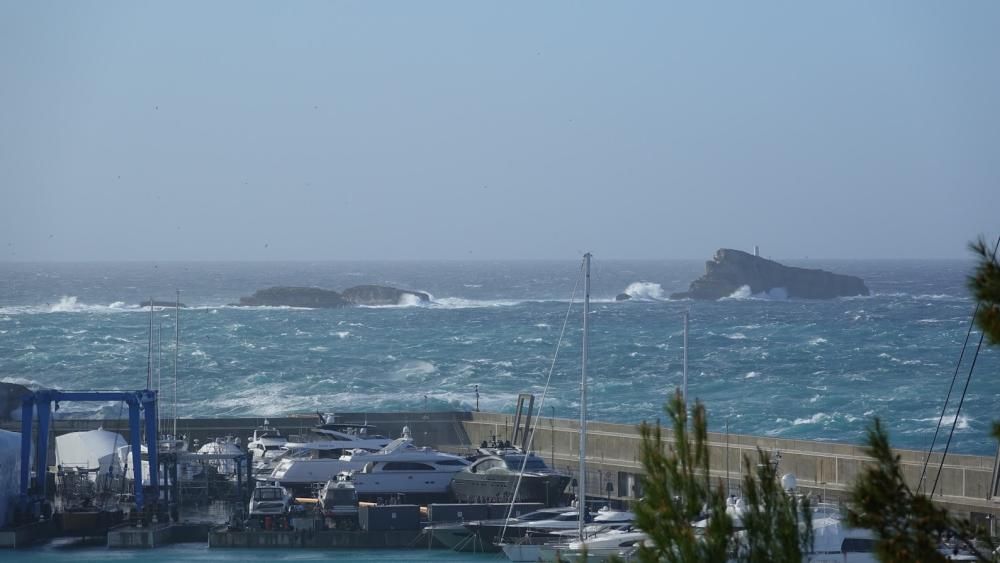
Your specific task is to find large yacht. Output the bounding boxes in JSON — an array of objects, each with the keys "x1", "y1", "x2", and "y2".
[
  {"x1": 267, "y1": 426, "x2": 453, "y2": 495},
  {"x1": 450, "y1": 440, "x2": 570, "y2": 506},
  {"x1": 345, "y1": 438, "x2": 470, "y2": 504},
  {"x1": 246, "y1": 421, "x2": 287, "y2": 464}
]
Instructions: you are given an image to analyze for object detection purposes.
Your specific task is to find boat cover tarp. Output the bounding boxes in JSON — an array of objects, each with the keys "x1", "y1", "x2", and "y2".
[{"x1": 55, "y1": 428, "x2": 126, "y2": 477}]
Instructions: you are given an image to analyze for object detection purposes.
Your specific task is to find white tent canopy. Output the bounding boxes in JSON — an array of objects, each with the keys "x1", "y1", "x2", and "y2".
[{"x1": 55, "y1": 428, "x2": 126, "y2": 479}]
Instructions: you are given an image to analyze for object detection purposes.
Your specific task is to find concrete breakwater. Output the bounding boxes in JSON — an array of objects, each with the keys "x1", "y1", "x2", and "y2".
[{"x1": 4, "y1": 410, "x2": 999, "y2": 524}]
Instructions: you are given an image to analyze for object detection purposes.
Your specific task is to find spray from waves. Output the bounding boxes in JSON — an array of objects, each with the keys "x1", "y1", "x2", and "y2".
[
  {"x1": 621, "y1": 281, "x2": 666, "y2": 301},
  {"x1": 792, "y1": 412, "x2": 831, "y2": 425},
  {"x1": 0, "y1": 297, "x2": 136, "y2": 315},
  {"x1": 397, "y1": 293, "x2": 425, "y2": 307},
  {"x1": 720, "y1": 286, "x2": 789, "y2": 301}
]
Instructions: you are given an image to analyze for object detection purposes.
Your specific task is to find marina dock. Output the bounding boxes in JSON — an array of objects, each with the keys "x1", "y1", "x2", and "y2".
[{"x1": 3, "y1": 410, "x2": 1000, "y2": 548}]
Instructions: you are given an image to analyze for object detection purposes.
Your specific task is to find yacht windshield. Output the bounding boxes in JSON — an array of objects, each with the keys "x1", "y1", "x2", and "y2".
[
  {"x1": 503, "y1": 456, "x2": 548, "y2": 471},
  {"x1": 254, "y1": 488, "x2": 285, "y2": 501}
]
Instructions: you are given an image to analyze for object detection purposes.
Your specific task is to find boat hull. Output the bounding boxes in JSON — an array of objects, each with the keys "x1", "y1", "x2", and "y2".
[{"x1": 450, "y1": 473, "x2": 570, "y2": 507}]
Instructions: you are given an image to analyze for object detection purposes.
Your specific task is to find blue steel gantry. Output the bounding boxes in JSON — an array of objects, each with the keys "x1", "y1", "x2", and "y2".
[{"x1": 18, "y1": 389, "x2": 159, "y2": 516}]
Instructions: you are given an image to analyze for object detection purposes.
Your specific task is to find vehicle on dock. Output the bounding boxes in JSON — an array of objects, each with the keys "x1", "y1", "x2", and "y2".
[
  {"x1": 318, "y1": 472, "x2": 359, "y2": 529},
  {"x1": 249, "y1": 484, "x2": 292, "y2": 517}
]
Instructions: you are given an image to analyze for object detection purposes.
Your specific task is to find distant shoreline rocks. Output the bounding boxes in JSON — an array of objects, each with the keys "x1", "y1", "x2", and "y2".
[
  {"x1": 235, "y1": 285, "x2": 430, "y2": 308},
  {"x1": 670, "y1": 248, "x2": 870, "y2": 300}
]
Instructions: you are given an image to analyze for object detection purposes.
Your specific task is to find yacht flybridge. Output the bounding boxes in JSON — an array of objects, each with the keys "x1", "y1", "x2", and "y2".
[
  {"x1": 267, "y1": 427, "x2": 465, "y2": 496},
  {"x1": 346, "y1": 437, "x2": 471, "y2": 503}
]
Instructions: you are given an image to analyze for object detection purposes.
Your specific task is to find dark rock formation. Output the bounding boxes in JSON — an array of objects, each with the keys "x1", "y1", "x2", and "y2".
[
  {"x1": 0, "y1": 381, "x2": 32, "y2": 421},
  {"x1": 235, "y1": 285, "x2": 431, "y2": 308},
  {"x1": 139, "y1": 300, "x2": 187, "y2": 308},
  {"x1": 341, "y1": 285, "x2": 430, "y2": 306},
  {"x1": 615, "y1": 293, "x2": 632, "y2": 301},
  {"x1": 237, "y1": 287, "x2": 350, "y2": 308},
  {"x1": 670, "y1": 249, "x2": 870, "y2": 300}
]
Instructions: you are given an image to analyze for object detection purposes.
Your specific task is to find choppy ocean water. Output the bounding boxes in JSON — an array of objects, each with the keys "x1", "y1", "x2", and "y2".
[{"x1": 1, "y1": 259, "x2": 997, "y2": 455}]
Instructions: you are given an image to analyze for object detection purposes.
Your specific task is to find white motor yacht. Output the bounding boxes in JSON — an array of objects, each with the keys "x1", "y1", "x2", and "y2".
[
  {"x1": 346, "y1": 436, "x2": 470, "y2": 503},
  {"x1": 268, "y1": 426, "x2": 427, "y2": 494},
  {"x1": 246, "y1": 421, "x2": 287, "y2": 464},
  {"x1": 500, "y1": 507, "x2": 637, "y2": 562},
  {"x1": 533, "y1": 528, "x2": 648, "y2": 563}
]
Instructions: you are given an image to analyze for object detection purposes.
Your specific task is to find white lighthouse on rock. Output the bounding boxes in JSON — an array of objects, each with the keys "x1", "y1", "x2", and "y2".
[{"x1": 753, "y1": 245, "x2": 760, "y2": 257}]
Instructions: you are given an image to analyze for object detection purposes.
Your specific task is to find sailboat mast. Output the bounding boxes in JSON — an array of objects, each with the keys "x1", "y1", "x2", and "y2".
[
  {"x1": 147, "y1": 297, "x2": 153, "y2": 389},
  {"x1": 174, "y1": 290, "x2": 179, "y2": 438},
  {"x1": 683, "y1": 310, "x2": 689, "y2": 403},
  {"x1": 579, "y1": 252, "x2": 591, "y2": 540},
  {"x1": 157, "y1": 320, "x2": 162, "y2": 435}
]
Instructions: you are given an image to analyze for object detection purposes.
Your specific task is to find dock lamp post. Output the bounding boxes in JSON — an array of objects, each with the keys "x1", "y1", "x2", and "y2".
[
  {"x1": 550, "y1": 406, "x2": 555, "y2": 468},
  {"x1": 475, "y1": 385, "x2": 479, "y2": 412}
]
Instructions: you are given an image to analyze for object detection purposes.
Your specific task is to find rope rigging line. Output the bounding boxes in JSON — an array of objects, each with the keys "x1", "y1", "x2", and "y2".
[
  {"x1": 930, "y1": 235, "x2": 1000, "y2": 497},
  {"x1": 498, "y1": 257, "x2": 584, "y2": 545},
  {"x1": 917, "y1": 303, "x2": 981, "y2": 492}
]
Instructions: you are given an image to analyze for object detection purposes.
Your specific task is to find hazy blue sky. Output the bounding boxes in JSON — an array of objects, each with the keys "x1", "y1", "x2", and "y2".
[{"x1": 1, "y1": 2, "x2": 997, "y2": 261}]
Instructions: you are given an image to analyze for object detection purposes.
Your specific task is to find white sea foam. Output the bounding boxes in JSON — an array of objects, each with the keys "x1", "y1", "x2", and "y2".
[
  {"x1": 308, "y1": 346, "x2": 329, "y2": 352},
  {"x1": 916, "y1": 415, "x2": 971, "y2": 430},
  {"x1": 725, "y1": 333, "x2": 747, "y2": 340},
  {"x1": 793, "y1": 413, "x2": 830, "y2": 425},
  {"x1": 745, "y1": 371, "x2": 760, "y2": 379},
  {"x1": 622, "y1": 281, "x2": 665, "y2": 301},
  {"x1": 333, "y1": 331, "x2": 350, "y2": 339},
  {"x1": 808, "y1": 337, "x2": 828, "y2": 346},
  {"x1": 431, "y1": 297, "x2": 524, "y2": 309},
  {"x1": 393, "y1": 360, "x2": 438, "y2": 380}
]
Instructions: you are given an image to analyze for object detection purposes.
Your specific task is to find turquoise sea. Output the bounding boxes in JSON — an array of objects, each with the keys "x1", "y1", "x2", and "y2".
[{"x1": 1, "y1": 259, "x2": 997, "y2": 456}]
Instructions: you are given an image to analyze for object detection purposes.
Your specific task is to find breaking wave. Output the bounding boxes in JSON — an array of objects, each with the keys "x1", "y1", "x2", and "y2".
[
  {"x1": 621, "y1": 281, "x2": 666, "y2": 301},
  {"x1": 721, "y1": 286, "x2": 789, "y2": 300}
]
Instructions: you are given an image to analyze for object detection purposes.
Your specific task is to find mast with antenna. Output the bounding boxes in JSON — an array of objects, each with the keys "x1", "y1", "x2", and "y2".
[
  {"x1": 578, "y1": 252, "x2": 591, "y2": 540},
  {"x1": 147, "y1": 297, "x2": 153, "y2": 389},
  {"x1": 174, "y1": 290, "x2": 179, "y2": 439},
  {"x1": 157, "y1": 320, "x2": 162, "y2": 436}
]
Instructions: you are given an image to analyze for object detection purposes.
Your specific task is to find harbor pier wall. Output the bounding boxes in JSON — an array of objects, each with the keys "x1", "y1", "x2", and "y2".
[{"x1": 462, "y1": 412, "x2": 1000, "y2": 523}]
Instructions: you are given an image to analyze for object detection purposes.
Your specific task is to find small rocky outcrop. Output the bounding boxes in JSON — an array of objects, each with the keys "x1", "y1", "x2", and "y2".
[
  {"x1": 615, "y1": 293, "x2": 632, "y2": 301},
  {"x1": 139, "y1": 300, "x2": 187, "y2": 308},
  {"x1": 237, "y1": 287, "x2": 350, "y2": 308},
  {"x1": 234, "y1": 285, "x2": 431, "y2": 308},
  {"x1": 670, "y1": 248, "x2": 870, "y2": 300},
  {"x1": 341, "y1": 285, "x2": 430, "y2": 306}
]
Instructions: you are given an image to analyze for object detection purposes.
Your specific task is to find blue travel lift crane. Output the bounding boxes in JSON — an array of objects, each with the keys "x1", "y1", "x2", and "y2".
[{"x1": 17, "y1": 389, "x2": 160, "y2": 521}]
